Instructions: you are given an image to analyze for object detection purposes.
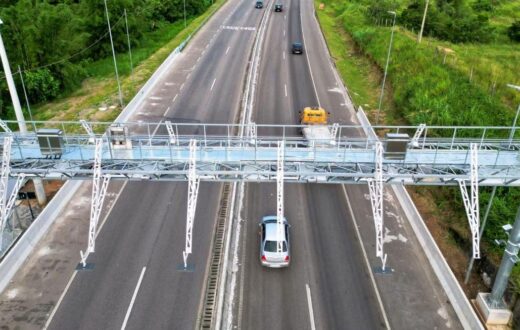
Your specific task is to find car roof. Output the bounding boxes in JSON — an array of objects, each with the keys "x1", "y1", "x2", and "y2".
[{"x1": 262, "y1": 216, "x2": 288, "y2": 240}]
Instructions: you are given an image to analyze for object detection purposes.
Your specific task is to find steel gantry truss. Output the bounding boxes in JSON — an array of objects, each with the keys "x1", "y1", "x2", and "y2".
[
  {"x1": 367, "y1": 142, "x2": 387, "y2": 269},
  {"x1": 80, "y1": 138, "x2": 111, "y2": 267},
  {"x1": 276, "y1": 141, "x2": 285, "y2": 253},
  {"x1": 458, "y1": 144, "x2": 480, "y2": 259},
  {"x1": 0, "y1": 136, "x2": 25, "y2": 249},
  {"x1": 183, "y1": 139, "x2": 200, "y2": 268},
  {"x1": 4, "y1": 120, "x2": 520, "y2": 264}
]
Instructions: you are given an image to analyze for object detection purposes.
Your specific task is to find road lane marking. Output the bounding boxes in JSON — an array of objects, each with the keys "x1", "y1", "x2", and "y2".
[
  {"x1": 180, "y1": 83, "x2": 185, "y2": 91},
  {"x1": 121, "y1": 267, "x2": 147, "y2": 330},
  {"x1": 161, "y1": 107, "x2": 171, "y2": 118},
  {"x1": 43, "y1": 182, "x2": 128, "y2": 330},
  {"x1": 226, "y1": 46, "x2": 230, "y2": 55},
  {"x1": 283, "y1": 29, "x2": 285, "y2": 36},
  {"x1": 306, "y1": 284, "x2": 317, "y2": 330},
  {"x1": 284, "y1": 15, "x2": 286, "y2": 20},
  {"x1": 342, "y1": 186, "x2": 391, "y2": 329},
  {"x1": 211, "y1": 78, "x2": 217, "y2": 91},
  {"x1": 284, "y1": 84, "x2": 287, "y2": 97},
  {"x1": 283, "y1": 51, "x2": 285, "y2": 60}
]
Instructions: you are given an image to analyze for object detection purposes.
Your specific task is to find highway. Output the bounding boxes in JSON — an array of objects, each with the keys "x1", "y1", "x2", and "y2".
[
  {"x1": 0, "y1": 0, "x2": 465, "y2": 328},
  {"x1": 233, "y1": 0, "x2": 387, "y2": 328},
  {"x1": 47, "y1": 0, "x2": 263, "y2": 328}
]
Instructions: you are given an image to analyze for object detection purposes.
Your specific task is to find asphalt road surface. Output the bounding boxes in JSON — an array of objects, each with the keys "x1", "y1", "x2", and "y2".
[
  {"x1": 47, "y1": 0, "x2": 263, "y2": 328},
  {"x1": 235, "y1": 0, "x2": 387, "y2": 328}
]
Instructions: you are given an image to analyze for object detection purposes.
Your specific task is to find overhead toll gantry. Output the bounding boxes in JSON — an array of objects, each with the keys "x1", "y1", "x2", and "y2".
[{"x1": 1, "y1": 119, "x2": 520, "y2": 268}]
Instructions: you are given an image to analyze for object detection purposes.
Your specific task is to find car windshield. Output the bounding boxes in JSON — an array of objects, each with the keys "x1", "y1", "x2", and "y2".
[{"x1": 264, "y1": 240, "x2": 287, "y2": 252}]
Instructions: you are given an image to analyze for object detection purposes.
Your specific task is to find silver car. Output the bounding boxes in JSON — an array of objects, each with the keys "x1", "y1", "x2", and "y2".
[{"x1": 259, "y1": 216, "x2": 290, "y2": 268}]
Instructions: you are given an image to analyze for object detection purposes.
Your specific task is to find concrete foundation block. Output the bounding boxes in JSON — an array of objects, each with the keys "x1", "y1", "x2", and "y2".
[{"x1": 476, "y1": 292, "x2": 512, "y2": 325}]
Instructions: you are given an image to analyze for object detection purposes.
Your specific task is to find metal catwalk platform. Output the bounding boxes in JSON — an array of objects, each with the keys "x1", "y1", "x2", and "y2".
[{"x1": 1, "y1": 121, "x2": 519, "y2": 186}]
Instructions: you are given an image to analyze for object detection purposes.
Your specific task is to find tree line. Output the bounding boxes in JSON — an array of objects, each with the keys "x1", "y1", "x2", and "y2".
[
  {"x1": 364, "y1": 0, "x2": 520, "y2": 43},
  {"x1": 0, "y1": 0, "x2": 211, "y2": 116}
]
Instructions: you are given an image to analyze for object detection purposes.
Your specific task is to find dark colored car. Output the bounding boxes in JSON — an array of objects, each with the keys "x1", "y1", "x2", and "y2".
[
  {"x1": 292, "y1": 42, "x2": 303, "y2": 54},
  {"x1": 274, "y1": 3, "x2": 283, "y2": 11},
  {"x1": 255, "y1": 0, "x2": 263, "y2": 8}
]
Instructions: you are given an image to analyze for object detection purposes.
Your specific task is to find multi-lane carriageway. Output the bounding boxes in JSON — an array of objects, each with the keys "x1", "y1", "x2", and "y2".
[{"x1": 0, "y1": 0, "x2": 495, "y2": 327}]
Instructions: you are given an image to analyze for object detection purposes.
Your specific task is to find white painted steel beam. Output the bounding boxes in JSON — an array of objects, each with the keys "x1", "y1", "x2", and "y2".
[
  {"x1": 367, "y1": 142, "x2": 388, "y2": 268},
  {"x1": 81, "y1": 138, "x2": 111, "y2": 267},
  {"x1": 276, "y1": 141, "x2": 284, "y2": 253},
  {"x1": 183, "y1": 139, "x2": 200, "y2": 268},
  {"x1": 165, "y1": 120, "x2": 177, "y2": 144},
  {"x1": 0, "y1": 119, "x2": 12, "y2": 134},
  {"x1": 80, "y1": 119, "x2": 95, "y2": 143},
  {"x1": 458, "y1": 144, "x2": 480, "y2": 259},
  {"x1": 411, "y1": 123, "x2": 426, "y2": 147}
]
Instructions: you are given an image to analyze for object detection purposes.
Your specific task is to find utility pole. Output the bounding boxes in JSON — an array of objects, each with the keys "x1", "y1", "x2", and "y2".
[
  {"x1": 103, "y1": 0, "x2": 124, "y2": 108},
  {"x1": 124, "y1": 9, "x2": 133, "y2": 75},
  {"x1": 0, "y1": 20, "x2": 46, "y2": 204},
  {"x1": 417, "y1": 0, "x2": 430, "y2": 43},
  {"x1": 0, "y1": 19, "x2": 26, "y2": 133},
  {"x1": 488, "y1": 206, "x2": 520, "y2": 308}
]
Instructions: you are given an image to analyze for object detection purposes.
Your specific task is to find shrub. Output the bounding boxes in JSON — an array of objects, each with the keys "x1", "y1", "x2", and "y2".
[
  {"x1": 24, "y1": 68, "x2": 60, "y2": 103},
  {"x1": 508, "y1": 21, "x2": 520, "y2": 42}
]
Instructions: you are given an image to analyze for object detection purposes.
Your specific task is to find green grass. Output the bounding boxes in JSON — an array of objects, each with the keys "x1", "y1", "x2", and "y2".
[
  {"x1": 315, "y1": 0, "x2": 520, "y2": 296},
  {"x1": 315, "y1": 2, "x2": 401, "y2": 123}
]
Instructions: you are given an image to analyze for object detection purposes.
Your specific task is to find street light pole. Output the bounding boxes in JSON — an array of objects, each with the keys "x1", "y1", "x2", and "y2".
[
  {"x1": 376, "y1": 11, "x2": 396, "y2": 125},
  {"x1": 124, "y1": 9, "x2": 133, "y2": 75},
  {"x1": 103, "y1": 0, "x2": 124, "y2": 108},
  {"x1": 507, "y1": 84, "x2": 520, "y2": 148},
  {"x1": 417, "y1": 0, "x2": 429, "y2": 43},
  {"x1": 0, "y1": 19, "x2": 27, "y2": 133}
]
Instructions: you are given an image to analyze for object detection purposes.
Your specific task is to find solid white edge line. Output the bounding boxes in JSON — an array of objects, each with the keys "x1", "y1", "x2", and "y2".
[
  {"x1": 210, "y1": 78, "x2": 217, "y2": 91},
  {"x1": 43, "y1": 182, "x2": 129, "y2": 330},
  {"x1": 306, "y1": 284, "x2": 317, "y2": 330},
  {"x1": 121, "y1": 266, "x2": 147, "y2": 330},
  {"x1": 342, "y1": 185, "x2": 391, "y2": 330}
]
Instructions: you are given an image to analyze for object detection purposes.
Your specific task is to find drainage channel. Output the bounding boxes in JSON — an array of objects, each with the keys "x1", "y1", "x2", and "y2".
[{"x1": 199, "y1": 183, "x2": 232, "y2": 329}]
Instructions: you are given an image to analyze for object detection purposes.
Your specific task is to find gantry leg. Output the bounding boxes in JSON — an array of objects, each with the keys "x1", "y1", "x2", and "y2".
[
  {"x1": 367, "y1": 141, "x2": 388, "y2": 270},
  {"x1": 183, "y1": 139, "x2": 200, "y2": 268},
  {"x1": 80, "y1": 138, "x2": 110, "y2": 268},
  {"x1": 458, "y1": 143, "x2": 480, "y2": 259}
]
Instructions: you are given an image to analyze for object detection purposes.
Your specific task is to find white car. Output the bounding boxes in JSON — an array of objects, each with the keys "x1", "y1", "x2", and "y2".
[{"x1": 259, "y1": 216, "x2": 290, "y2": 268}]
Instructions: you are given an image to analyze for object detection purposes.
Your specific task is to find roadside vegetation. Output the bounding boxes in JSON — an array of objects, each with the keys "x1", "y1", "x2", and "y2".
[
  {"x1": 315, "y1": 0, "x2": 520, "y2": 302},
  {"x1": 0, "y1": 0, "x2": 226, "y2": 122}
]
